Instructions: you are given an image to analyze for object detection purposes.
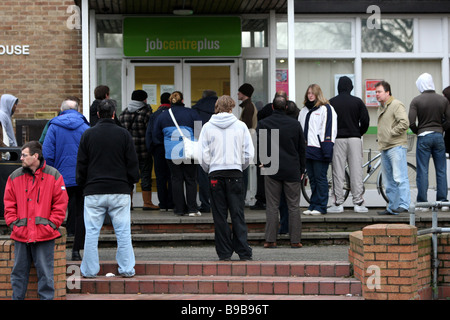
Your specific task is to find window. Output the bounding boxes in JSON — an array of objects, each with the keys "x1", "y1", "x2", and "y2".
[
  {"x1": 362, "y1": 18, "x2": 413, "y2": 53},
  {"x1": 277, "y1": 21, "x2": 352, "y2": 51},
  {"x1": 96, "y1": 19, "x2": 123, "y2": 48},
  {"x1": 97, "y1": 60, "x2": 122, "y2": 112},
  {"x1": 242, "y1": 19, "x2": 268, "y2": 48},
  {"x1": 244, "y1": 59, "x2": 268, "y2": 106}
]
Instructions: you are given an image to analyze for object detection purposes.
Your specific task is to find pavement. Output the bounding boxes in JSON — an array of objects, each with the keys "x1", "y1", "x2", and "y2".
[{"x1": 66, "y1": 244, "x2": 351, "y2": 262}]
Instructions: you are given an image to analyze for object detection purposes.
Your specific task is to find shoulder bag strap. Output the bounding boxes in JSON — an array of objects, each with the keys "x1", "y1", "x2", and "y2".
[{"x1": 168, "y1": 108, "x2": 186, "y2": 140}]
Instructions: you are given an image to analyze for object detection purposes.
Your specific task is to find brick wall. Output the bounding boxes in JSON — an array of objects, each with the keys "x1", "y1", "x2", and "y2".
[
  {"x1": 349, "y1": 224, "x2": 450, "y2": 300},
  {"x1": 0, "y1": 1, "x2": 82, "y2": 119},
  {"x1": 0, "y1": 227, "x2": 67, "y2": 300}
]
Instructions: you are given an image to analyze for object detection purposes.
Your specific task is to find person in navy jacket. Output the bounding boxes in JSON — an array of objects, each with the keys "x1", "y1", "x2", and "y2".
[
  {"x1": 152, "y1": 91, "x2": 202, "y2": 216},
  {"x1": 146, "y1": 92, "x2": 174, "y2": 211},
  {"x1": 42, "y1": 98, "x2": 90, "y2": 260}
]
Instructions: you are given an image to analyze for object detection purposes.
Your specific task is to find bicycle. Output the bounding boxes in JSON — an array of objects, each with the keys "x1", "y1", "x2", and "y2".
[{"x1": 301, "y1": 136, "x2": 417, "y2": 204}]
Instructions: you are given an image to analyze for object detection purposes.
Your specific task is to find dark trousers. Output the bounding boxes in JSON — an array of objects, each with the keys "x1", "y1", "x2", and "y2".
[
  {"x1": 167, "y1": 160, "x2": 197, "y2": 214},
  {"x1": 209, "y1": 176, "x2": 252, "y2": 260},
  {"x1": 255, "y1": 165, "x2": 266, "y2": 204},
  {"x1": 279, "y1": 188, "x2": 289, "y2": 234},
  {"x1": 153, "y1": 146, "x2": 173, "y2": 209},
  {"x1": 264, "y1": 176, "x2": 302, "y2": 244},
  {"x1": 197, "y1": 165, "x2": 210, "y2": 210},
  {"x1": 11, "y1": 240, "x2": 55, "y2": 300},
  {"x1": 67, "y1": 186, "x2": 85, "y2": 251},
  {"x1": 139, "y1": 155, "x2": 153, "y2": 191},
  {"x1": 306, "y1": 159, "x2": 329, "y2": 214},
  {"x1": 243, "y1": 167, "x2": 249, "y2": 200}
]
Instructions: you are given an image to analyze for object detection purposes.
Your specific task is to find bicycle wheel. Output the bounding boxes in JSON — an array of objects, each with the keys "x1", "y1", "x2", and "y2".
[
  {"x1": 301, "y1": 166, "x2": 350, "y2": 204},
  {"x1": 378, "y1": 162, "x2": 417, "y2": 203}
]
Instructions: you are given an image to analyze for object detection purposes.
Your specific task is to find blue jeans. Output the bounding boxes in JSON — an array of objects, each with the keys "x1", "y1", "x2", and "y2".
[
  {"x1": 306, "y1": 159, "x2": 330, "y2": 214},
  {"x1": 381, "y1": 146, "x2": 410, "y2": 214},
  {"x1": 416, "y1": 132, "x2": 448, "y2": 202},
  {"x1": 81, "y1": 194, "x2": 135, "y2": 277}
]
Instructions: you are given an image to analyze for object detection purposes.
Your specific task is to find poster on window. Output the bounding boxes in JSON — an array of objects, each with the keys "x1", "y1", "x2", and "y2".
[
  {"x1": 276, "y1": 69, "x2": 289, "y2": 97},
  {"x1": 334, "y1": 74, "x2": 355, "y2": 96},
  {"x1": 365, "y1": 80, "x2": 382, "y2": 107}
]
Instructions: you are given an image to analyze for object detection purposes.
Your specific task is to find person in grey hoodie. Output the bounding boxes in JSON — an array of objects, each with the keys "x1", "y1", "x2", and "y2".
[
  {"x1": 0, "y1": 94, "x2": 18, "y2": 147},
  {"x1": 198, "y1": 95, "x2": 254, "y2": 261},
  {"x1": 409, "y1": 73, "x2": 450, "y2": 210}
]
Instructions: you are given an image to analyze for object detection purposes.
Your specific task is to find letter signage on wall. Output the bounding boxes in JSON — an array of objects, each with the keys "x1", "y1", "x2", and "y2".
[
  {"x1": 123, "y1": 17, "x2": 242, "y2": 57},
  {"x1": 0, "y1": 45, "x2": 30, "y2": 55}
]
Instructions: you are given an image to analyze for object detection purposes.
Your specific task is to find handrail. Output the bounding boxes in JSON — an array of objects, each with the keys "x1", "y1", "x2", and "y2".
[{"x1": 409, "y1": 202, "x2": 450, "y2": 300}]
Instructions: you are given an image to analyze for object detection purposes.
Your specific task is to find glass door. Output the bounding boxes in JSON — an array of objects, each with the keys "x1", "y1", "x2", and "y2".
[
  {"x1": 183, "y1": 60, "x2": 238, "y2": 115},
  {"x1": 127, "y1": 60, "x2": 237, "y2": 112},
  {"x1": 126, "y1": 61, "x2": 182, "y2": 112},
  {"x1": 126, "y1": 61, "x2": 182, "y2": 194}
]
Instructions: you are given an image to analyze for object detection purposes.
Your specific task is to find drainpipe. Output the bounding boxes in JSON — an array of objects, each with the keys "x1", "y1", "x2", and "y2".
[
  {"x1": 287, "y1": 0, "x2": 295, "y2": 101},
  {"x1": 81, "y1": 0, "x2": 90, "y2": 121}
]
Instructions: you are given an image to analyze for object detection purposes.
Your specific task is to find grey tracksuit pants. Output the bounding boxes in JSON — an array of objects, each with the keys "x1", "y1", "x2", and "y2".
[{"x1": 331, "y1": 138, "x2": 365, "y2": 206}]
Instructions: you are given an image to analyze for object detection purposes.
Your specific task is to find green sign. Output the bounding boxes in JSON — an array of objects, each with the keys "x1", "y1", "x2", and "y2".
[{"x1": 123, "y1": 17, "x2": 242, "y2": 57}]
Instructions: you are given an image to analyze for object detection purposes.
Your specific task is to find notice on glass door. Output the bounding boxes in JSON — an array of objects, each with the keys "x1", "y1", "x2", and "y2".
[
  {"x1": 161, "y1": 85, "x2": 174, "y2": 95},
  {"x1": 142, "y1": 84, "x2": 157, "y2": 105}
]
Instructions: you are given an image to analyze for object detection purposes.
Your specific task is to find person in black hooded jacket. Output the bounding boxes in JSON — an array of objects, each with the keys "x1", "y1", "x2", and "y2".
[{"x1": 328, "y1": 76, "x2": 370, "y2": 214}]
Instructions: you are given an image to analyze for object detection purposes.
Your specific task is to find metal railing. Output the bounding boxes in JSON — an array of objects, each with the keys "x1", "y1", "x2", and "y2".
[{"x1": 409, "y1": 202, "x2": 450, "y2": 300}]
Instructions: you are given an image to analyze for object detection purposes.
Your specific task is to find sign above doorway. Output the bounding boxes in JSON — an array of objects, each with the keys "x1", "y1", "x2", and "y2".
[{"x1": 123, "y1": 17, "x2": 242, "y2": 57}]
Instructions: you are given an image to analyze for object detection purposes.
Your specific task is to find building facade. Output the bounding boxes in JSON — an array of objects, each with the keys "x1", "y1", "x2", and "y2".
[{"x1": 2, "y1": 0, "x2": 450, "y2": 204}]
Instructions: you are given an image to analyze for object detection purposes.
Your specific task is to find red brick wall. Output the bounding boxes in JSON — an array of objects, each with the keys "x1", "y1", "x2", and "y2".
[
  {"x1": 0, "y1": 1, "x2": 82, "y2": 119},
  {"x1": 349, "y1": 224, "x2": 450, "y2": 300},
  {"x1": 0, "y1": 228, "x2": 67, "y2": 300}
]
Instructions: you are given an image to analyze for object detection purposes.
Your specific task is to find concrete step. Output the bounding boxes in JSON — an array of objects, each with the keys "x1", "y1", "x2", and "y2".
[
  {"x1": 84, "y1": 231, "x2": 352, "y2": 245},
  {"x1": 3, "y1": 208, "x2": 450, "y2": 246}
]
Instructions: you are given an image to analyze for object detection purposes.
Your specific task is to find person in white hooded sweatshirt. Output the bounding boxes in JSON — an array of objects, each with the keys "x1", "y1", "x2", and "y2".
[
  {"x1": 409, "y1": 73, "x2": 450, "y2": 211},
  {"x1": 198, "y1": 95, "x2": 254, "y2": 261}
]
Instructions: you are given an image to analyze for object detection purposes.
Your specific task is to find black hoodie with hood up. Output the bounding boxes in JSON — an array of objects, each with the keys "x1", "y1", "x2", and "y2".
[{"x1": 329, "y1": 76, "x2": 370, "y2": 138}]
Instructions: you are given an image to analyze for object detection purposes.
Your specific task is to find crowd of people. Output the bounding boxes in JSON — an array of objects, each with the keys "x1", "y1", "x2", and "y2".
[{"x1": 2, "y1": 72, "x2": 450, "y2": 299}]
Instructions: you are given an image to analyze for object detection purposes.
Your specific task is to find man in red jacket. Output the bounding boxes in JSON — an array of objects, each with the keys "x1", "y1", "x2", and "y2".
[{"x1": 4, "y1": 141, "x2": 68, "y2": 300}]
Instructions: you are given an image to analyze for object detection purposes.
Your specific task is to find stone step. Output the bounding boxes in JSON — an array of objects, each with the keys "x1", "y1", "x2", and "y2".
[
  {"x1": 66, "y1": 293, "x2": 364, "y2": 300},
  {"x1": 66, "y1": 260, "x2": 362, "y2": 299},
  {"x1": 68, "y1": 260, "x2": 353, "y2": 278},
  {"x1": 68, "y1": 274, "x2": 362, "y2": 297}
]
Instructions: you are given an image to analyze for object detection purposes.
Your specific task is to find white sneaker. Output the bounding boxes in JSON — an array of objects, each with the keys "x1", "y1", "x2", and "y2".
[
  {"x1": 441, "y1": 206, "x2": 449, "y2": 211},
  {"x1": 416, "y1": 207, "x2": 429, "y2": 212},
  {"x1": 327, "y1": 205, "x2": 344, "y2": 213},
  {"x1": 354, "y1": 205, "x2": 368, "y2": 213},
  {"x1": 310, "y1": 210, "x2": 322, "y2": 216},
  {"x1": 302, "y1": 210, "x2": 312, "y2": 215},
  {"x1": 189, "y1": 211, "x2": 202, "y2": 217}
]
